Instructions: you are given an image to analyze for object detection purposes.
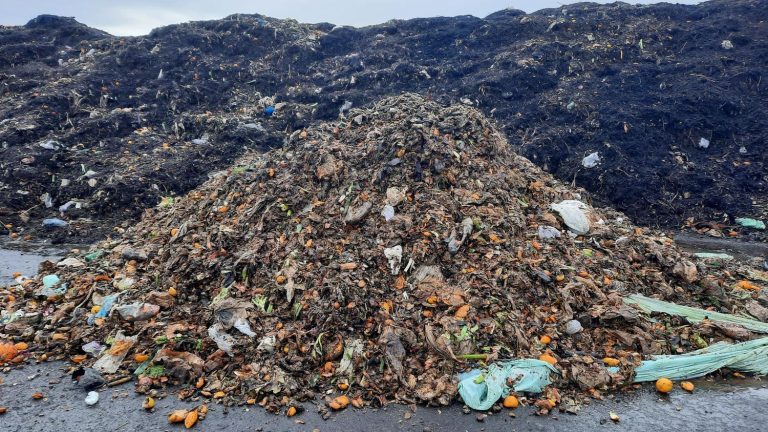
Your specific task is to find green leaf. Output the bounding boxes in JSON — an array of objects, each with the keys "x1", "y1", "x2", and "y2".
[
  {"x1": 144, "y1": 365, "x2": 165, "y2": 378},
  {"x1": 252, "y1": 295, "x2": 268, "y2": 312},
  {"x1": 159, "y1": 196, "x2": 175, "y2": 207},
  {"x1": 133, "y1": 360, "x2": 151, "y2": 376},
  {"x1": 212, "y1": 287, "x2": 229, "y2": 305}
]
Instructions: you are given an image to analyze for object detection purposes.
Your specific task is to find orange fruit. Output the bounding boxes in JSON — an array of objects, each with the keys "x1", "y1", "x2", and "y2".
[
  {"x1": 539, "y1": 335, "x2": 551, "y2": 344},
  {"x1": 603, "y1": 357, "x2": 620, "y2": 367},
  {"x1": 71, "y1": 355, "x2": 87, "y2": 364},
  {"x1": 655, "y1": 378, "x2": 673, "y2": 393},
  {"x1": 538, "y1": 353, "x2": 557, "y2": 365},
  {"x1": 168, "y1": 410, "x2": 188, "y2": 423},
  {"x1": 736, "y1": 280, "x2": 759, "y2": 290},
  {"x1": 502, "y1": 395, "x2": 519, "y2": 409},
  {"x1": 329, "y1": 395, "x2": 350, "y2": 410},
  {"x1": 184, "y1": 410, "x2": 198, "y2": 428},
  {"x1": 454, "y1": 304, "x2": 471, "y2": 319},
  {"x1": 680, "y1": 381, "x2": 695, "y2": 392},
  {"x1": 0, "y1": 344, "x2": 18, "y2": 362}
]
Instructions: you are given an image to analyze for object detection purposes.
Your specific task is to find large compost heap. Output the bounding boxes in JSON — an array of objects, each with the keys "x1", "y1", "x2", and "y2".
[
  {"x1": 1, "y1": 0, "x2": 766, "y2": 243},
  {"x1": 2, "y1": 95, "x2": 767, "y2": 415}
]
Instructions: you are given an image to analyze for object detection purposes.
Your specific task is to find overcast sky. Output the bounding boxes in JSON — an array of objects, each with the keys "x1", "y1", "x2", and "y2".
[{"x1": 2, "y1": 0, "x2": 704, "y2": 36}]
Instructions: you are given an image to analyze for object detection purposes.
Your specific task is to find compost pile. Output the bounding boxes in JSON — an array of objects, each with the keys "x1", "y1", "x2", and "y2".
[
  {"x1": 3, "y1": 95, "x2": 767, "y2": 413},
  {"x1": 1, "y1": 1, "x2": 766, "y2": 243}
]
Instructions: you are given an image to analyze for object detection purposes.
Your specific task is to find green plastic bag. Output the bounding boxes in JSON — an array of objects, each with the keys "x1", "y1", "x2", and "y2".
[
  {"x1": 621, "y1": 294, "x2": 768, "y2": 381},
  {"x1": 735, "y1": 218, "x2": 765, "y2": 230},
  {"x1": 624, "y1": 294, "x2": 768, "y2": 333},
  {"x1": 624, "y1": 338, "x2": 768, "y2": 382},
  {"x1": 457, "y1": 359, "x2": 558, "y2": 410}
]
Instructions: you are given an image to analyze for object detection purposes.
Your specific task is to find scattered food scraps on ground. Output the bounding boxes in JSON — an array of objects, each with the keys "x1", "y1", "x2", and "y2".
[{"x1": 1, "y1": 95, "x2": 767, "y2": 422}]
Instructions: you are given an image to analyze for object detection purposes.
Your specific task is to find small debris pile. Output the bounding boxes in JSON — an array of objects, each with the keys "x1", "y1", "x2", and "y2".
[{"x1": 2, "y1": 95, "x2": 767, "y2": 414}]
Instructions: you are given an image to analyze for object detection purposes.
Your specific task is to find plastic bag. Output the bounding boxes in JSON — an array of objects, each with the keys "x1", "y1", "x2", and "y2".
[
  {"x1": 621, "y1": 294, "x2": 768, "y2": 381},
  {"x1": 93, "y1": 332, "x2": 136, "y2": 373},
  {"x1": 115, "y1": 303, "x2": 160, "y2": 322},
  {"x1": 693, "y1": 252, "x2": 733, "y2": 260},
  {"x1": 615, "y1": 338, "x2": 768, "y2": 382},
  {"x1": 550, "y1": 200, "x2": 590, "y2": 235},
  {"x1": 537, "y1": 225, "x2": 561, "y2": 240},
  {"x1": 581, "y1": 152, "x2": 600, "y2": 168},
  {"x1": 208, "y1": 323, "x2": 236, "y2": 355},
  {"x1": 735, "y1": 218, "x2": 765, "y2": 230},
  {"x1": 88, "y1": 293, "x2": 119, "y2": 325},
  {"x1": 624, "y1": 294, "x2": 768, "y2": 333},
  {"x1": 39, "y1": 274, "x2": 67, "y2": 297},
  {"x1": 381, "y1": 205, "x2": 395, "y2": 222},
  {"x1": 214, "y1": 298, "x2": 256, "y2": 336},
  {"x1": 457, "y1": 359, "x2": 558, "y2": 410}
]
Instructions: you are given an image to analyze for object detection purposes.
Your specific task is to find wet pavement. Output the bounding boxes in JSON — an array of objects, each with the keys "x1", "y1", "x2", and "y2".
[
  {"x1": 3, "y1": 242, "x2": 768, "y2": 431},
  {"x1": 0, "y1": 241, "x2": 69, "y2": 285},
  {"x1": 675, "y1": 233, "x2": 768, "y2": 260},
  {"x1": 1, "y1": 362, "x2": 767, "y2": 432}
]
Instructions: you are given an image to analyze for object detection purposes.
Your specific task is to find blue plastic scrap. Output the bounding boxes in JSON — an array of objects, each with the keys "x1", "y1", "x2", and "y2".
[
  {"x1": 42, "y1": 218, "x2": 68, "y2": 228},
  {"x1": 735, "y1": 218, "x2": 765, "y2": 230},
  {"x1": 42, "y1": 274, "x2": 60, "y2": 289},
  {"x1": 264, "y1": 106, "x2": 275, "y2": 116},
  {"x1": 87, "y1": 293, "x2": 119, "y2": 325},
  {"x1": 458, "y1": 359, "x2": 559, "y2": 410},
  {"x1": 40, "y1": 274, "x2": 67, "y2": 296}
]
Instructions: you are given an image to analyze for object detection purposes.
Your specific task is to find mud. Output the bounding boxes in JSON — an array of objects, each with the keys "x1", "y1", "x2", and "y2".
[
  {"x1": 1, "y1": 361, "x2": 767, "y2": 432},
  {"x1": 1, "y1": 0, "x2": 766, "y2": 243}
]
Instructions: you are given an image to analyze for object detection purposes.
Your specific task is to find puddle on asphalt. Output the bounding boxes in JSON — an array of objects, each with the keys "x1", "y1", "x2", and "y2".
[{"x1": 0, "y1": 240, "x2": 84, "y2": 285}]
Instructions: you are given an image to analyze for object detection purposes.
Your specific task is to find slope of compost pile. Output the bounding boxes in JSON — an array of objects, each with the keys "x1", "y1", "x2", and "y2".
[
  {"x1": 1, "y1": 0, "x2": 766, "y2": 244},
  {"x1": 2, "y1": 95, "x2": 768, "y2": 415}
]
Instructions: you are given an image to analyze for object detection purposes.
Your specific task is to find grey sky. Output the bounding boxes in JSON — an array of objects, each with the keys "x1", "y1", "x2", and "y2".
[{"x1": 2, "y1": 0, "x2": 703, "y2": 36}]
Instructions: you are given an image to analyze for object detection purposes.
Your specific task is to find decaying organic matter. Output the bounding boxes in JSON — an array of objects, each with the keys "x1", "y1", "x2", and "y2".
[
  {"x1": 0, "y1": 1, "x2": 766, "y2": 243},
  {"x1": 2, "y1": 95, "x2": 766, "y2": 413}
]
